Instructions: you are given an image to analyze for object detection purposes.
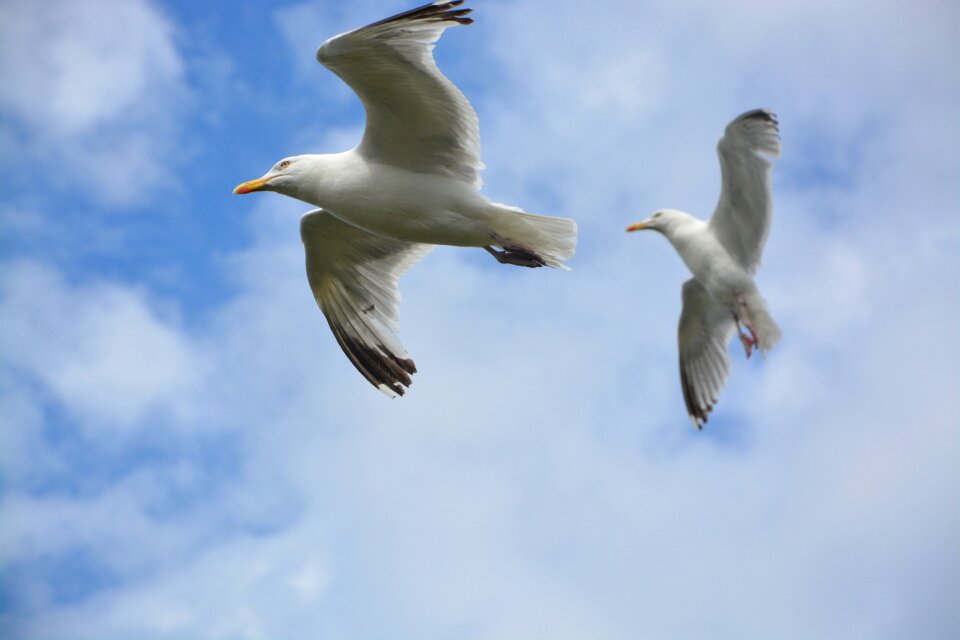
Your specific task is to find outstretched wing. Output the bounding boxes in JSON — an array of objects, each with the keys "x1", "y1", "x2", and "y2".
[
  {"x1": 678, "y1": 279, "x2": 737, "y2": 429},
  {"x1": 708, "y1": 109, "x2": 780, "y2": 274},
  {"x1": 316, "y1": 1, "x2": 483, "y2": 187},
  {"x1": 300, "y1": 209, "x2": 434, "y2": 397}
]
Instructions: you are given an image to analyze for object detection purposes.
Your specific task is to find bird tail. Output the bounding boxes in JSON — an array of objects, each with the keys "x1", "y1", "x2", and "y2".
[
  {"x1": 486, "y1": 203, "x2": 578, "y2": 270},
  {"x1": 743, "y1": 290, "x2": 781, "y2": 352}
]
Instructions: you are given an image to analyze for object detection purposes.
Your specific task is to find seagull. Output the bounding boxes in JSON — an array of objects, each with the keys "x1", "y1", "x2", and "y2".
[
  {"x1": 234, "y1": 1, "x2": 577, "y2": 398},
  {"x1": 626, "y1": 109, "x2": 782, "y2": 429}
]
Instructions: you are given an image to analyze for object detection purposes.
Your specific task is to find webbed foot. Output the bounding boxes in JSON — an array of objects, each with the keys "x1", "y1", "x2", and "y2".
[{"x1": 484, "y1": 233, "x2": 546, "y2": 268}]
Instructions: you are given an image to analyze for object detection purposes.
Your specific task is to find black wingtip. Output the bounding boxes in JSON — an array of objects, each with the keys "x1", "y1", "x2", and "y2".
[
  {"x1": 325, "y1": 318, "x2": 417, "y2": 397},
  {"x1": 739, "y1": 108, "x2": 779, "y2": 129},
  {"x1": 680, "y1": 363, "x2": 714, "y2": 430},
  {"x1": 368, "y1": 1, "x2": 475, "y2": 29}
]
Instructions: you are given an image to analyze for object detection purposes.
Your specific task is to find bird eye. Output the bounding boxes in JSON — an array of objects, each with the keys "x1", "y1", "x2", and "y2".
[
  {"x1": 653, "y1": 212, "x2": 662, "y2": 218},
  {"x1": 279, "y1": 160, "x2": 291, "y2": 169}
]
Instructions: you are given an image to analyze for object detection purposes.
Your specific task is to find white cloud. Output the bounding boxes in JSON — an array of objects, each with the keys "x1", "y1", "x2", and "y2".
[
  {"x1": 0, "y1": 0, "x2": 188, "y2": 206},
  {"x1": 1, "y1": 262, "x2": 204, "y2": 432},
  {"x1": 18, "y1": 519, "x2": 335, "y2": 640},
  {"x1": 3, "y1": 0, "x2": 959, "y2": 638},
  {"x1": 273, "y1": 2, "x2": 391, "y2": 91},
  {"x1": 0, "y1": 0, "x2": 181, "y2": 135}
]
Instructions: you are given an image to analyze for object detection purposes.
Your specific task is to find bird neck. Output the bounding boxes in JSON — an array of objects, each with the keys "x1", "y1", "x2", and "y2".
[
  {"x1": 290, "y1": 152, "x2": 361, "y2": 209},
  {"x1": 662, "y1": 213, "x2": 702, "y2": 245},
  {"x1": 662, "y1": 215, "x2": 708, "y2": 270}
]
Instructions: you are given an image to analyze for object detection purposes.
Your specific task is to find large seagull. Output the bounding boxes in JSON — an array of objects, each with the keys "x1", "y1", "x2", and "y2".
[
  {"x1": 234, "y1": 1, "x2": 577, "y2": 397},
  {"x1": 626, "y1": 109, "x2": 782, "y2": 429}
]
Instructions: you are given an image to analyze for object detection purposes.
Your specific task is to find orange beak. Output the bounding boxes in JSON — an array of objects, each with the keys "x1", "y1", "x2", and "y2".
[
  {"x1": 233, "y1": 175, "x2": 273, "y2": 195},
  {"x1": 625, "y1": 221, "x2": 649, "y2": 232}
]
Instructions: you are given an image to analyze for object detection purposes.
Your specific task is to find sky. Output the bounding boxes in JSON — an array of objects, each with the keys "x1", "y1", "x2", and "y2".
[{"x1": 1, "y1": 0, "x2": 959, "y2": 638}]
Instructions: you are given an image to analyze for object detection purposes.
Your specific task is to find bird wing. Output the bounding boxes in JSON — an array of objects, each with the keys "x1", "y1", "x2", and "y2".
[
  {"x1": 300, "y1": 209, "x2": 434, "y2": 397},
  {"x1": 678, "y1": 278, "x2": 737, "y2": 429},
  {"x1": 316, "y1": 1, "x2": 483, "y2": 187},
  {"x1": 708, "y1": 109, "x2": 780, "y2": 274}
]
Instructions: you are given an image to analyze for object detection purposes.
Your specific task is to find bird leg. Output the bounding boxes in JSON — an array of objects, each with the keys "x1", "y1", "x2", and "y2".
[
  {"x1": 735, "y1": 295, "x2": 759, "y2": 358},
  {"x1": 484, "y1": 233, "x2": 546, "y2": 268},
  {"x1": 736, "y1": 323, "x2": 756, "y2": 359}
]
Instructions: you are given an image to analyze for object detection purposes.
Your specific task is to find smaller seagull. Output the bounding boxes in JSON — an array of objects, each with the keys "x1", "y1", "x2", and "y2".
[
  {"x1": 626, "y1": 109, "x2": 782, "y2": 429},
  {"x1": 233, "y1": 1, "x2": 577, "y2": 398}
]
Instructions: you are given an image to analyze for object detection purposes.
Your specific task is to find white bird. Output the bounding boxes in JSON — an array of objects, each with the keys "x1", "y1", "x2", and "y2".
[
  {"x1": 626, "y1": 109, "x2": 782, "y2": 429},
  {"x1": 234, "y1": 1, "x2": 577, "y2": 397}
]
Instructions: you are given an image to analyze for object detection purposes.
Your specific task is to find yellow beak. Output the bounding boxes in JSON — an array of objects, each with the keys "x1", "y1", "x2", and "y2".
[
  {"x1": 625, "y1": 221, "x2": 649, "y2": 232},
  {"x1": 233, "y1": 175, "x2": 273, "y2": 195}
]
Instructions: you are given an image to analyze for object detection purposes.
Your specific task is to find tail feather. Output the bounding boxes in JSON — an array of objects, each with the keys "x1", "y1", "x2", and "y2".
[
  {"x1": 743, "y1": 290, "x2": 781, "y2": 352},
  {"x1": 487, "y1": 203, "x2": 578, "y2": 270}
]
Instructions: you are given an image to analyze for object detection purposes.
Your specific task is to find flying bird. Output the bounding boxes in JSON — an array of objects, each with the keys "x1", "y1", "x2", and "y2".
[
  {"x1": 626, "y1": 109, "x2": 782, "y2": 429},
  {"x1": 234, "y1": 1, "x2": 577, "y2": 397}
]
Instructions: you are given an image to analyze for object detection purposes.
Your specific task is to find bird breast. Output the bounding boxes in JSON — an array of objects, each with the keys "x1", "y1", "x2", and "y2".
[
  {"x1": 672, "y1": 226, "x2": 753, "y2": 303},
  {"x1": 298, "y1": 152, "x2": 489, "y2": 245}
]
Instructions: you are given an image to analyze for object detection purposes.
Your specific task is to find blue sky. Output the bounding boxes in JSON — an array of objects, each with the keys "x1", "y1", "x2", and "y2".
[{"x1": 2, "y1": 0, "x2": 959, "y2": 638}]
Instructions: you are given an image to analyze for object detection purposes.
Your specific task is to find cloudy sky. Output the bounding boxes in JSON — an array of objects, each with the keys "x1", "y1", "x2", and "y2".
[{"x1": 2, "y1": 0, "x2": 958, "y2": 638}]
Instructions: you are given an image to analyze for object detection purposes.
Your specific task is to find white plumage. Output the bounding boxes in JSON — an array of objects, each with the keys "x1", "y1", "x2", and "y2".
[
  {"x1": 627, "y1": 109, "x2": 782, "y2": 429},
  {"x1": 316, "y1": 2, "x2": 483, "y2": 187},
  {"x1": 234, "y1": 1, "x2": 577, "y2": 397}
]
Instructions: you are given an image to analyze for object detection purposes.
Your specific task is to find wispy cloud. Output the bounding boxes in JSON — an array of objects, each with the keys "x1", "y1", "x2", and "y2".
[
  {"x1": 0, "y1": 0, "x2": 188, "y2": 207},
  {"x1": 2, "y1": 0, "x2": 959, "y2": 638},
  {"x1": 2, "y1": 262, "x2": 204, "y2": 432}
]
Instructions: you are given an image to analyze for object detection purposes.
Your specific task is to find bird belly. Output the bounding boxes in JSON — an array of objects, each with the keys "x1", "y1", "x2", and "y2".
[
  {"x1": 321, "y1": 165, "x2": 492, "y2": 247},
  {"x1": 698, "y1": 264, "x2": 757, "y2": 314},
  {"x1": 681, "y1": 243, "x2": 754, "y2": 310}
]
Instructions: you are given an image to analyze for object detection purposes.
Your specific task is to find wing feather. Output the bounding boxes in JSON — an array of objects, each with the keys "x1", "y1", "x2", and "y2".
[
  {"x1": 678, "y1": 279, "x2": 737, "y2": 429},
  {"x1": 708, "y1": 109, "x2": 780, "y2": 273},
  {"x1": 316, "y1": 1, "x2": 482, "y2": 186},
  {"x1": 300, "y1": 209, "x2": 433, "y2": 397}
]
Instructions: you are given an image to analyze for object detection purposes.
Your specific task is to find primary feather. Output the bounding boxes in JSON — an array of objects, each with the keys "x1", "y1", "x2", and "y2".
[
  {"x1": 317, "y1": 0, "x2": 483, "y2": 187},
  {"x1": 709, "y1": 109, "x2": 781, "y2": 274}
]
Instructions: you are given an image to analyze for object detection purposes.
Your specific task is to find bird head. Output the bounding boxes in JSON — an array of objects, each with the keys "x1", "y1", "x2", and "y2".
[
  {"x1": 625, "y1": 209, "x2": 687, "y2": 234},
  {"x1": 233, "y1": 156, "x2": 306, "y2": 196}
]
